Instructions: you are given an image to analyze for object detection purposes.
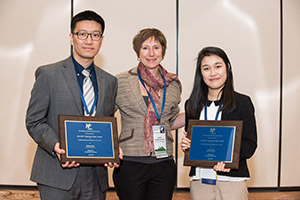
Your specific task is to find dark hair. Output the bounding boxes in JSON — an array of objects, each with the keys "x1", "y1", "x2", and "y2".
[
  {"x1": 71, "y1": 10, "x2": 105, "y2": 34},
  {"x1": 133, "y1": 28, "x2": 167, "y2": 59},
  {"x1": 186, "y1": 46, "x2": 236, "y2": 118}
]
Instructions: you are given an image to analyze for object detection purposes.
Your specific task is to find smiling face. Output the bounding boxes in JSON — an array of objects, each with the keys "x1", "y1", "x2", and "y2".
[
  {"x1": 201, "y1": 55, "x2": 228, "y2": 99},
  {"x1": 138, "y1": 37, "x2": 163, "y2": 73},
  {"x1": 70, "y1": 20, "x2": 103, "y2": 67}
]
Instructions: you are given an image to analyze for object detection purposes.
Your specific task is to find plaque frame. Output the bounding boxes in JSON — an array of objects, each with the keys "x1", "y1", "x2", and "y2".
[
  {"x1": 183, "y1": 120, "x2": 243, "y2": 169},
  {"x1": 58, "y1": 115, "x2": 119, "y2": 165}
]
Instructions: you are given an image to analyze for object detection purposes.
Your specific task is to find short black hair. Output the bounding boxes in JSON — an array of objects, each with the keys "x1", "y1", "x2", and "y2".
[{"x1": 71, "y1": 10, "x2": 105, "y2": 34}]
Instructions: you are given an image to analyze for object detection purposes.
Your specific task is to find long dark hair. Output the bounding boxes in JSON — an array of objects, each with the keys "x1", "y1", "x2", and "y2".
[{"x1": 186, "y1": 46, "x2": 236, "y2": 118}]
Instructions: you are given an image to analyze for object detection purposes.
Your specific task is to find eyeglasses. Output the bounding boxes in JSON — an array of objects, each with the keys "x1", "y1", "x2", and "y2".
[{"x1": 73, "y1": 31, "x2": 102, "y2": 41}]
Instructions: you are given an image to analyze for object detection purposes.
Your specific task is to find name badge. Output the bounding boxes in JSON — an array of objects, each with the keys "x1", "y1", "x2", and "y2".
[
  {"x1": 152, "y1": 125, "x2": 168, "y2": 158},
  {"x1": 202, "y1": 178, "x2": 216, "y2": 185},
  {"x1": 200, "y1": 168, "x2": 217, "y2": 185}
]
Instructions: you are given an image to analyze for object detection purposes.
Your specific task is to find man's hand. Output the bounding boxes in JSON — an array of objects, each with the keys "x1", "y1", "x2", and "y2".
[
  {"x1": 54, "y1": 143, "x2": 80, "y2": 168},
  {"x1": 104, "y1": 147, "x2": 123, "y2": 168}
]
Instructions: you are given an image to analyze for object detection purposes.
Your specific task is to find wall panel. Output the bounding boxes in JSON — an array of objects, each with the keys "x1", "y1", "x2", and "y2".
[
  {"x1": 281, "y1": 0, "x2": 300, "y2": 187},
  {"x1": 178, "y1": 0, "x2": 280, "y2": 187},
  {"x1": 74, "y1": 0, "x2": 177, "y2": 187},
  {"x1": 74, "y1": 0, "x2": 177, "y2": 75},
  {"x1": 0, "y1": 1, "x2": 70, "y2": 185}
]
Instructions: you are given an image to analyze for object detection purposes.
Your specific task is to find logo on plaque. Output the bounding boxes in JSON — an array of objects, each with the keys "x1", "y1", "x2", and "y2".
[
  {"x1": 85, "y1": 123, "x2": 92, "y2": 130},
  {"x1": 210, "y1": 128, "x2": 216, "y2": 134}
]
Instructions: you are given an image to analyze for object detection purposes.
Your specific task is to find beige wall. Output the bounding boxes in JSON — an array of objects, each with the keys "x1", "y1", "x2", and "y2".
[
  {"x1": 281, "y1": 0, "x2": 300, "y2": 187},
  {"x1": 73, "y1": 0, "x2": 177, "y2": 187},
  {"x1": 178, "y1": 0, "x2": 281, "y2": 188},
  {"x1": 0, "y1": 0, "x2": 299, "y2": 188},
  {"x1": 0, "y1": 1, "x2": 70, "y2": 185}
]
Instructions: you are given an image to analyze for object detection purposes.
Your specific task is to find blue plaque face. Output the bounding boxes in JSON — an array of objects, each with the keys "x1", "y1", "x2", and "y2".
[
  {"x1": 58, "y1": 115, "x2": 120, "y2": 165},
  {"x1": 65, "y1": 121, "x2": 114, "y2": 158},
  {"x1": 183, "y1": 120, "x2": 243, "y2": 169},
  {"x1": 189, "y1": 126, "x2": 235, "y2": 162}
]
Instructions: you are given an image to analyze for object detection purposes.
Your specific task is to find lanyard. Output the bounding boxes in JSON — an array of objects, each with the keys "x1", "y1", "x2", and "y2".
[
  {"x1": 137, "y1": 69, "x2": 167, "y2": 123},
  {"x1": 204, "y1": 100, "x2": 223, "y2": 120},
  {"x1": 79, "y1": 85, "x2": 98, "y2": 116}
]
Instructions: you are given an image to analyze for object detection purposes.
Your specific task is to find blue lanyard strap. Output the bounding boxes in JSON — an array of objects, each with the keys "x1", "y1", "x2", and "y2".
[
  {"x1": 204, "y1": 99, "x2": 223, "y2": 120},
  {"x1": 137, "y1": 69, "x2": 167, "y2": 123},
  {"x1": 79, "y1": 86, "x2": 98, "y2": 116}
]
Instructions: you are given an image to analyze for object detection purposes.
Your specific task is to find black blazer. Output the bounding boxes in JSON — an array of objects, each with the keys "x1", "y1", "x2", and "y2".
[{"x1": 185, "y1": 92, "x2": 257, "y2": 178}]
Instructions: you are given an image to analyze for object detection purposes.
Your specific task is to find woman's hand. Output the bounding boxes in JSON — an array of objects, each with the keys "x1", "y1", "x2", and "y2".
[
  {"x1": 213, "y1": 162, "x2": 231, "y2": 173},
  {"x1": 181, "y1": 131, "x2": 191, "y2": 152},
  {"x1": 118, "y1": 147, "x2": 123, "y2": 160}
]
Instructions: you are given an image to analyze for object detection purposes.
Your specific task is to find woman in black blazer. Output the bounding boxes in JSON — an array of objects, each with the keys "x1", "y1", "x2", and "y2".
[{"x1": 181, "y1": 46, "x2": 257, "y2": 200}]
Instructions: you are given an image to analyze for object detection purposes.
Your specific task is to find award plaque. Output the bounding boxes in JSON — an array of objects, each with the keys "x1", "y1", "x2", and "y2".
[
  {"x1": 58, "y1": 115, "x2": 119, "y2": 165},
  {"x1": 184, "y1": 120, "x2": 243, "y2": 169}
]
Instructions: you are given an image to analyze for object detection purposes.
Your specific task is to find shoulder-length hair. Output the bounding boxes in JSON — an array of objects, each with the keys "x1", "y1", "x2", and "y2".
[{"x1": 186, "y1": 46, "x2": 236, "y2": 118}]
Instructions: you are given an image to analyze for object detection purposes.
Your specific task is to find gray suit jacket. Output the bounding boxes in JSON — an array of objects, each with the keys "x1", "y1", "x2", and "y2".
[{"x1": 26, "y1": 56, "x2": 117, "y2": 191}]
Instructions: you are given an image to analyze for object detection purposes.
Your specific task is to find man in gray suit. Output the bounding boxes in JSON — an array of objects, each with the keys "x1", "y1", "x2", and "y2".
[{"x1": 26, "y1": 10, "x2": 117, "y2": 200}]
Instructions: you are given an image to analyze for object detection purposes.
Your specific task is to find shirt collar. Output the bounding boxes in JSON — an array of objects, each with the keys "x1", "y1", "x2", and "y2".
[
  {"x1": 207, "y1": 99, "x2": 222, "y2": 107},
  {"x1": 72, "y1": 55, "x2": 95, "y2": 74}
]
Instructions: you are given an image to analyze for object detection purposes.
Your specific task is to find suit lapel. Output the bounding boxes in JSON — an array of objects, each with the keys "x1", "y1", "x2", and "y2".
[
  {"x1": 61, "y1": 57, "x2": 83, "y2": 115},
  {"x1": 128, "y1": 68, "x2": 148, "y2": 113},
  {"x1": 95, "y1": 67, "x2": 104, "y2": 116}
]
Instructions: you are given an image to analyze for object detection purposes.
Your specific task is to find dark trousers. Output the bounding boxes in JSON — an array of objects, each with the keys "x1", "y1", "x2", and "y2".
[
  {"x1": 38, "y1": 166, "x2": 106, "y2": 200},
  {"x1": 113, "y1": 159, "x2": 176, "y2": 200}
]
